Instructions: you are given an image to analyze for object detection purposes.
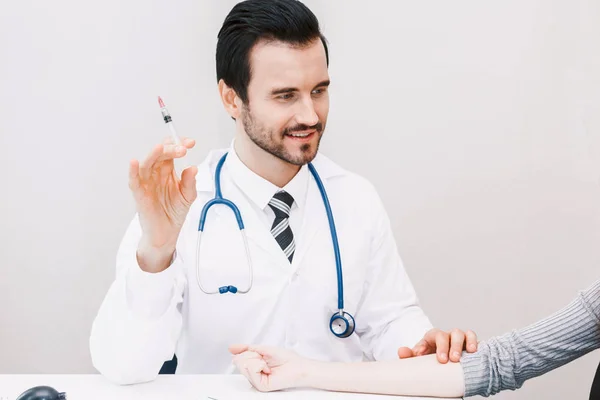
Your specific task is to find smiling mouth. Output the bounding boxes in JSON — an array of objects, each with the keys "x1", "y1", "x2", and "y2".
[{"x1": 285, "y1": 130, "x2": 316, "y2": 139}]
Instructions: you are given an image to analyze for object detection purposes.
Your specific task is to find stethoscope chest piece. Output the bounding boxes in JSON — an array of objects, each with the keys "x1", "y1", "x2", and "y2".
[{"x1": 329, "y1": 310, "x2": 355, "y2": 338}]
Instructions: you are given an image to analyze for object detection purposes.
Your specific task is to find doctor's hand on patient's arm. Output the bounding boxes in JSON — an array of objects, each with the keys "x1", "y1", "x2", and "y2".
[
  {"x1": 128, "y1": 136, "x2": 197, "y2": 273},
  {"x1": 397, "y1": 328, "x2": 478, "y2": 363}
]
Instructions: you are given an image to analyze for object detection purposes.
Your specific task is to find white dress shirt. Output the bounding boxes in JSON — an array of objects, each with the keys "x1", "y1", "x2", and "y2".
[
  {"x1": 225, "y1": 146, "x2": 308, "y2": 237},
  {"x1": 89, "y1": 145, "x2": 433, "y2": 385}
]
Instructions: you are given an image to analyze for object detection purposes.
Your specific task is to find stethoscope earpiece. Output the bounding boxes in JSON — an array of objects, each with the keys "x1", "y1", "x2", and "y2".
[
  {"x1": 218, "y1": 285, "x2": 238, "y2": 294},
  {"x1": 329, "y1": 311, "x2": 356, "y2": 338}
]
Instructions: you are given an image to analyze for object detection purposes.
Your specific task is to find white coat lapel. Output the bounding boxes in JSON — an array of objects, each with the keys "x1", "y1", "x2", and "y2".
[
  {"x1": 292, "y1": 177, "x2": 327, "y2": 268},
  {"x1": 292, "y1": 155, "x2": 348, "y2": 269},
  {"x1": 234, "y1": 195, "x2": 291, "y2": 265}
]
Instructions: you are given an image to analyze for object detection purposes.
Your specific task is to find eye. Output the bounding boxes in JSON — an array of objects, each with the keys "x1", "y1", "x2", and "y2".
[
  {"x1": 277, "y1": 93, "x2": 294, "y2": 100},
  {"x1": 312, "y1": 87, "x2": 327, "y2": 96}
]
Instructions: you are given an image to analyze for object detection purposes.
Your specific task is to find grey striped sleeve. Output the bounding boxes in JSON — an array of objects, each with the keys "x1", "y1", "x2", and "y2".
[{"x1": 460, "y1": 279, "x2": 600, "y2": 397}]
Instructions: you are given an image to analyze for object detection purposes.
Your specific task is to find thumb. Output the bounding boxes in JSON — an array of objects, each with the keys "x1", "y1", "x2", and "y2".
[
  {"x1": 397, "y1": 347, "x2": 415, "y2": 359},
  {"x1": 180, "y1": 165, "x2": 198, "y2": 203}
]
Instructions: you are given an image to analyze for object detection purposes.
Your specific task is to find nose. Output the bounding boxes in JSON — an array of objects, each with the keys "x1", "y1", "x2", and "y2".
[{"x1": 295, "y1": 97, "x2": 319, "y2": 128}]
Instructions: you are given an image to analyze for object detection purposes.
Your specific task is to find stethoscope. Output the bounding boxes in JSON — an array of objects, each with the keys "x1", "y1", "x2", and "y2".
[{"x1": 195, "y1": 152, "x2": 355, "y2": 338}]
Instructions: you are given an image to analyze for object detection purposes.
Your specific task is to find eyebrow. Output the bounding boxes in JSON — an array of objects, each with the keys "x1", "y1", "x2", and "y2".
[{"x1": 270, "y1": 80, "x2": 331, "y2": 96}]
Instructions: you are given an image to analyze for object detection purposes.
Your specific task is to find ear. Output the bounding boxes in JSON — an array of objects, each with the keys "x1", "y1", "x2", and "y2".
[{"x1": 218, "y1": 79, "x2": 242, "y2": 120}]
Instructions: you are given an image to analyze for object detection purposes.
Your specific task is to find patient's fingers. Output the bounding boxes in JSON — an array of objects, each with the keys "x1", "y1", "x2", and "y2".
[
  {"x1": 246, "y1": 359, "x2": 270, "y2": 391},
  {"x1": 232, "y1": 351, "x2": 271, "y2": 374},
  {"x1": 229, "y1": 344, "x2": 250, "y2": 355},
  {"x1": 235, "y1": 357, "x2": 271, "y2": 392}
]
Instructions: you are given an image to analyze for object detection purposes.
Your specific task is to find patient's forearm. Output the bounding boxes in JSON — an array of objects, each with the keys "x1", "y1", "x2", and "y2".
[{"x1": 302, "y1": 354, "x2": 465, "y2": 398}]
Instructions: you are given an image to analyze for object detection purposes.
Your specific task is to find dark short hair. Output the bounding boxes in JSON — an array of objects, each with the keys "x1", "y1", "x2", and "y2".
[{"x1": 216, "y1": 0, "x2": 329, "y2": 104}]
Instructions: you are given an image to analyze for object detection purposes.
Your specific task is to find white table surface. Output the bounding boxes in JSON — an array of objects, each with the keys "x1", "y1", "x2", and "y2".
[{"x1": 0, "y1": 374, "x2": 458, "y2": 400}]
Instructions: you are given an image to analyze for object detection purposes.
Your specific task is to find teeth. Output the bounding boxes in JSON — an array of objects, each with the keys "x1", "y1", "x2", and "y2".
[{"x1": 289, "y1": 133, "x2": 310, "y2": 137}]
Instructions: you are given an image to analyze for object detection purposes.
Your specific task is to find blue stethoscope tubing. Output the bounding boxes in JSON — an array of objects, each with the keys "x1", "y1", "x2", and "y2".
[{"x1": 195, "y1": 152, "x2": 355, "y2": 338}]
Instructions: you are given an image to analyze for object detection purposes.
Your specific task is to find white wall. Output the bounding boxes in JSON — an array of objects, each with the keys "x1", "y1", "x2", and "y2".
[{"x1": 1, "y1": 1, "x2": 599, "y2": 399}]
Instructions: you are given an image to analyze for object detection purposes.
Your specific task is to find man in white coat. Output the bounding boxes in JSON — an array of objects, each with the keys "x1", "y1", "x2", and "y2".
[{"x1": 90, "y1": 0, "x2": 478, "y2": 385}]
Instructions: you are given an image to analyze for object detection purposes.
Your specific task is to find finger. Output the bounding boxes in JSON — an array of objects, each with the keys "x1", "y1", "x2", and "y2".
[
  {"x1": 239, "y1": 350, "x2": 272, "y2": 374},
  {"x1": 244, "y1": 345, "x2": 290, "y2": 368},
  {"x1": 435, "y1": 332, "x2": 450, "y2": 364},
  {"x1": 449, "y1": 329, "x2": 466, "y2": 362},
  {"x1": 246, "y1": 344, "x2": 275, "y2": 359},
  {"x1": 397, "y1": 347, "x2": 415, "y2": 359},
  {"x1": 247, "y1": 357, "x2": 271, "y2": 375},
  {"x1": 180, "y1": 165, "x2": 198, "y2": 204},
  {"x1": 139, "y1": 144, "x2": 164, "y2": 180},
  {"x1": 420, "y1": 328, "x2": 439, "y2": 348},
  {"x1": 182, "y1": 137, "x2": 195, "y2": 149},
  {"x1": 234, "y1": 350, "x2": 270, "y2": 373},
  {"x1": 236, "y1": 360, "x2": 252, "y2": 382},
  {"x1": 234, "y1": 351, "x2": 262, "y2": 361},
  {"x1": 158, "y1": 143, "x2": 187, "y2": 162},
  {"x1": 245, "y1": 359, "x2": 269, "y2": 391},
  {"x1": 128, "y1": 159, "x2": 141, "y2": 192},
  {"x1": 233, "y1": 357, "x2": 266, "y2": 387},
  {"x1": 412, "y1": 339, "x2": 434, "y2": 356},
  {"x1": 417, "y1": 328, "x2": 441, "y2": 356},
  {"x1": 231, "y1": 344, "x2": 268, "y2": 357},
  {"x1": 422, "y1": 328, "x2": 441, "y2": 342},
  {"x1": 231, "y1": 344, "x2": 276, "y2": 363},
  {"x1": 233, "y1": 353, "x2": 264, "y2": 376},
  {"x1": 229, "y1": 344, "x2": 250, "y2": 355},
  {"x1": 163, "y1": 136, "x2": 196, "y2": 149},
  {"x1": 466, "y1": 330, "x2": 478, "y2": 353}
]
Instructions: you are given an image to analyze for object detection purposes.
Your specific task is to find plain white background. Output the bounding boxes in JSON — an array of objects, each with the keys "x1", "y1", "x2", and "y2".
[{"x1": 1, "y1": 1, "x2": 599, "y2": 399}]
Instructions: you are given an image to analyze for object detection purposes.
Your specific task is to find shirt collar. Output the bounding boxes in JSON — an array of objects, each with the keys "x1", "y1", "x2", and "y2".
[
  {"x1": 195, "y1": 145, "x2": 348, "y2": 194},
  {"x1": 225, "y1": 141, "x2": 309, "y2": 211}
]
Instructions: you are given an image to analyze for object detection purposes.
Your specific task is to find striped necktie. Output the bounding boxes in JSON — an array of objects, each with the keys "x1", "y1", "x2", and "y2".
[{"x1": 268, "y1": 191, "x2": 295, "y2": 263}]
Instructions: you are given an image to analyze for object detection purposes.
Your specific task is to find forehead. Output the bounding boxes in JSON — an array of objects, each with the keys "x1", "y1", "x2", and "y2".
[{"x1": 248, "y1": 39, "x2": 329, "y2": 91}]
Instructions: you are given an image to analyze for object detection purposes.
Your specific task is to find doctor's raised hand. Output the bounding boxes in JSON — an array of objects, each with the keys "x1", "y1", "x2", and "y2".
[{"x1": 128, "y1": 136, "x2": 197, "y2": 273}]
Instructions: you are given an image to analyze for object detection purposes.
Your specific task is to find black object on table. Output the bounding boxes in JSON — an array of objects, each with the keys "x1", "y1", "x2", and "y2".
[
  {"x1": 590, "y1": 362, "x2": 600, "y2": 400},
  {"x1": 16, "y1": 385, "x2": 66, "y2": 400},
  {"x1": 13, "y1": 354, "x2": 177, "y2": 400}
]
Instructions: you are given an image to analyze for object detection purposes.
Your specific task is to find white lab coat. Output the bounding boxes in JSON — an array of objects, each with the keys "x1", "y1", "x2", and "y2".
[{"x1": 89, "y1": 148, "x2": 432, "y2": 385}]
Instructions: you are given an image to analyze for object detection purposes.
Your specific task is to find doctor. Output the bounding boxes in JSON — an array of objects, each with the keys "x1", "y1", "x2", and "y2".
[{"x1": 89, "y1": 0, "x2": 477, "y2": 385}]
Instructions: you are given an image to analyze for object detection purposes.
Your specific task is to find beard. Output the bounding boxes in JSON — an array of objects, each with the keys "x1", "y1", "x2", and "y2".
[{"x1": 241, "y1": 104, "x2": 324, "y2": 166}]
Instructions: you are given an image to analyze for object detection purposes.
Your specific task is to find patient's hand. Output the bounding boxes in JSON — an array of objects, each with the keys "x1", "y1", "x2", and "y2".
[{"x1": 229, "y1": 344, "x2": 311, "y2": 392}]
